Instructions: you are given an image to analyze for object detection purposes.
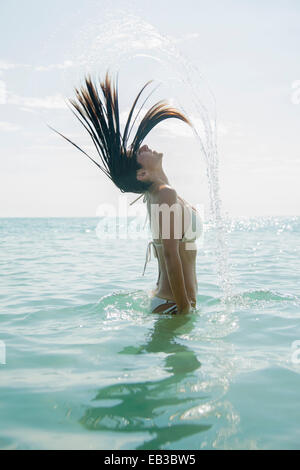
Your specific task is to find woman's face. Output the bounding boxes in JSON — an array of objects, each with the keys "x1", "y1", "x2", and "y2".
[{"x1": 136, "y1": 144, "x2": 163, "y2": 171}]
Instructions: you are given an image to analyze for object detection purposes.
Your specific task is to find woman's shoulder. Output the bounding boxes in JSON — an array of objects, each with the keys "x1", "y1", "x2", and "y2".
[{"x1": 154, "y1": 184, "x2": 177, "y2": 205}]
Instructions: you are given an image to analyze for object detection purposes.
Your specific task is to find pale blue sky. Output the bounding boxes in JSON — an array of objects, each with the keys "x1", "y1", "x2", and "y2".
[{"x1": 1, "y1": 0, "x2": 299, "y2": 217}]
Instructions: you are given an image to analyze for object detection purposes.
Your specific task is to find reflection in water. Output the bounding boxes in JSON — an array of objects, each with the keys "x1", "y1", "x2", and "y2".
[{"x1": 80, "y1": 313, "x2": 212, "y2": 449}]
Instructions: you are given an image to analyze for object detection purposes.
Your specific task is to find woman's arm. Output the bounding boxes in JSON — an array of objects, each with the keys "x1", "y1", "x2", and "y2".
[
  {"x1": 156, "y1": 186, "x2": 191, "y2": 313},
  {"x1": 164, "y1": 252, "x2": 191, "y2": 313}
]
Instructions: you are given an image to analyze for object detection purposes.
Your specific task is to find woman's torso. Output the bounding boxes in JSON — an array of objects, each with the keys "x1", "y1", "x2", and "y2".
[{"x1": 146, "y1": 191, "x2": 199, "y2": 305}]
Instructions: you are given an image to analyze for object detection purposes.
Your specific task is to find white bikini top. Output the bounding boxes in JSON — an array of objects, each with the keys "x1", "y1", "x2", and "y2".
[{"x1": 131, "y1": 191, "x2": 203, "y2": 276}]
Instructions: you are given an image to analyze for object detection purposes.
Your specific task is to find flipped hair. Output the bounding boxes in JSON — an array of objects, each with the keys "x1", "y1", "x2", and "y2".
[{"x1": 51, "y1": 71, "x2": 192, "y2": 194}]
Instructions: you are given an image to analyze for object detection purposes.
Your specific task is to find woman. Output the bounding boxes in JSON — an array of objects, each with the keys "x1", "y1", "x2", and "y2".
[
  {"x1": 52, "y1": 71, "x2": 202, "y2": 314},
  {"x1": 135, "y1": 145, "x2": 203, "y2": 314}
]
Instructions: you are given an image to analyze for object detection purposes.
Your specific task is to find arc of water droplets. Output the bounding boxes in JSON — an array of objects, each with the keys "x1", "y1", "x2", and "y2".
[{"x1": 71, "y1": 13, "x2": 233, "y2": 300}]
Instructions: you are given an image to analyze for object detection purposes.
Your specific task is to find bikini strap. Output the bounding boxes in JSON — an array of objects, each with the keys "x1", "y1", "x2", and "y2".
[
  {"x1": 142, "y1": 241, "x2": 155, "y2": 276},
  {"x1": 129, "y1": 193, "x2": 143, "y2": 205},
  {"x1": 130, "y1": 192, "x2": 149, "y2": 206},
  {"x1": 129, "y1": 192, "x2": 156, "y2": 276}
]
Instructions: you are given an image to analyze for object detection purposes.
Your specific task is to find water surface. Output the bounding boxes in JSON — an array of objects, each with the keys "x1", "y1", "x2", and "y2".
[{"x1": 0, "y1": 217, "x2": 300, "y2": 449}]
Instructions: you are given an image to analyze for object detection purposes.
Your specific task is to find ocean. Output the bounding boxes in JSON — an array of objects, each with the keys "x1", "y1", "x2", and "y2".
[{"x1": 0, "y1": 216, "x2": 300, "y2": 450}]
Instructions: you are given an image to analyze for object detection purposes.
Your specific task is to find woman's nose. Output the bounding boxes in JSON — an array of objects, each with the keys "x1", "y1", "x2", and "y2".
[{"x1": 140, "y1": 144, "x2": 148, "y2": 152}]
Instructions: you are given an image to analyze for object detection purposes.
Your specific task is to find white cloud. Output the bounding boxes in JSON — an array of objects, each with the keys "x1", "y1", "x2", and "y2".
[
  {"x1": 8, "y1": 92, "x2": 66, "y2": 109},
  {"x1": 218, "y1": 121, "x2": 244, "y2": 137},
  {"x1": 0, "y1": 60, "x2": 30, "y2": 70},
  {"x1": 35, "y1": 60, "x2": 74, "y2": 72},
  {"x1": 0, "y1": 121, "x2": 21, "y2": 132},
  {"x1": 0, "y1": 80, "x2": 6, "y2": 104},
  {"x1": 0, "y1": 59, "x2": 75, "y2": 73}
]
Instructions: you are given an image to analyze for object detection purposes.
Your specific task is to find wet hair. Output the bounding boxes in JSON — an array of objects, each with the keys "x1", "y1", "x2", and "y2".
[{"x1": 50, "y1": 71, "x2": 192, "y2": 194}]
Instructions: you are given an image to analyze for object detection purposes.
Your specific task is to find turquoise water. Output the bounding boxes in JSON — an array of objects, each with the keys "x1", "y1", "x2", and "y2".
[{"x1": 1, "y1": 216, "x2": 300, "y2": 450}]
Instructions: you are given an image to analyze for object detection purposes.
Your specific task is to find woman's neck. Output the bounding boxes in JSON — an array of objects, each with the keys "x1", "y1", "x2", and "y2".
[{"x1": 148, "y1": 169, "x2": 170, "y2": 194}]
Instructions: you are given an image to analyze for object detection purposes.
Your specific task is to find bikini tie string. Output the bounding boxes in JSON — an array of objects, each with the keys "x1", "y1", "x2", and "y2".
[
  {"x1": 129, "y1": 192, "x2": 152, "y2": 276},
  {"x1": 142, "y1": 241, "x2": 155, "y2": 276},
  {"x1": 130, "y1": 191, "x2": 149, "y2": 206}
]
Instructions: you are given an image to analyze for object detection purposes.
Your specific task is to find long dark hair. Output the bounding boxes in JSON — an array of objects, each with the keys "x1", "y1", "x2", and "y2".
[{"x1": 51, "y1": 71, "x2": 192, "y2": 194}]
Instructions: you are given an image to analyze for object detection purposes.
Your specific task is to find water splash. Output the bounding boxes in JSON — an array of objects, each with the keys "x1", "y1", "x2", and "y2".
[{"x1": 65, "y1": 11, "x2": 233, "y2": 299}]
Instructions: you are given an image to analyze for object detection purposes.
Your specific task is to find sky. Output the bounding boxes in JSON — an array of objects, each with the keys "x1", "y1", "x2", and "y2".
[{"x1": 0, "y1": 0, "x2": 300, "y2": 217}]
